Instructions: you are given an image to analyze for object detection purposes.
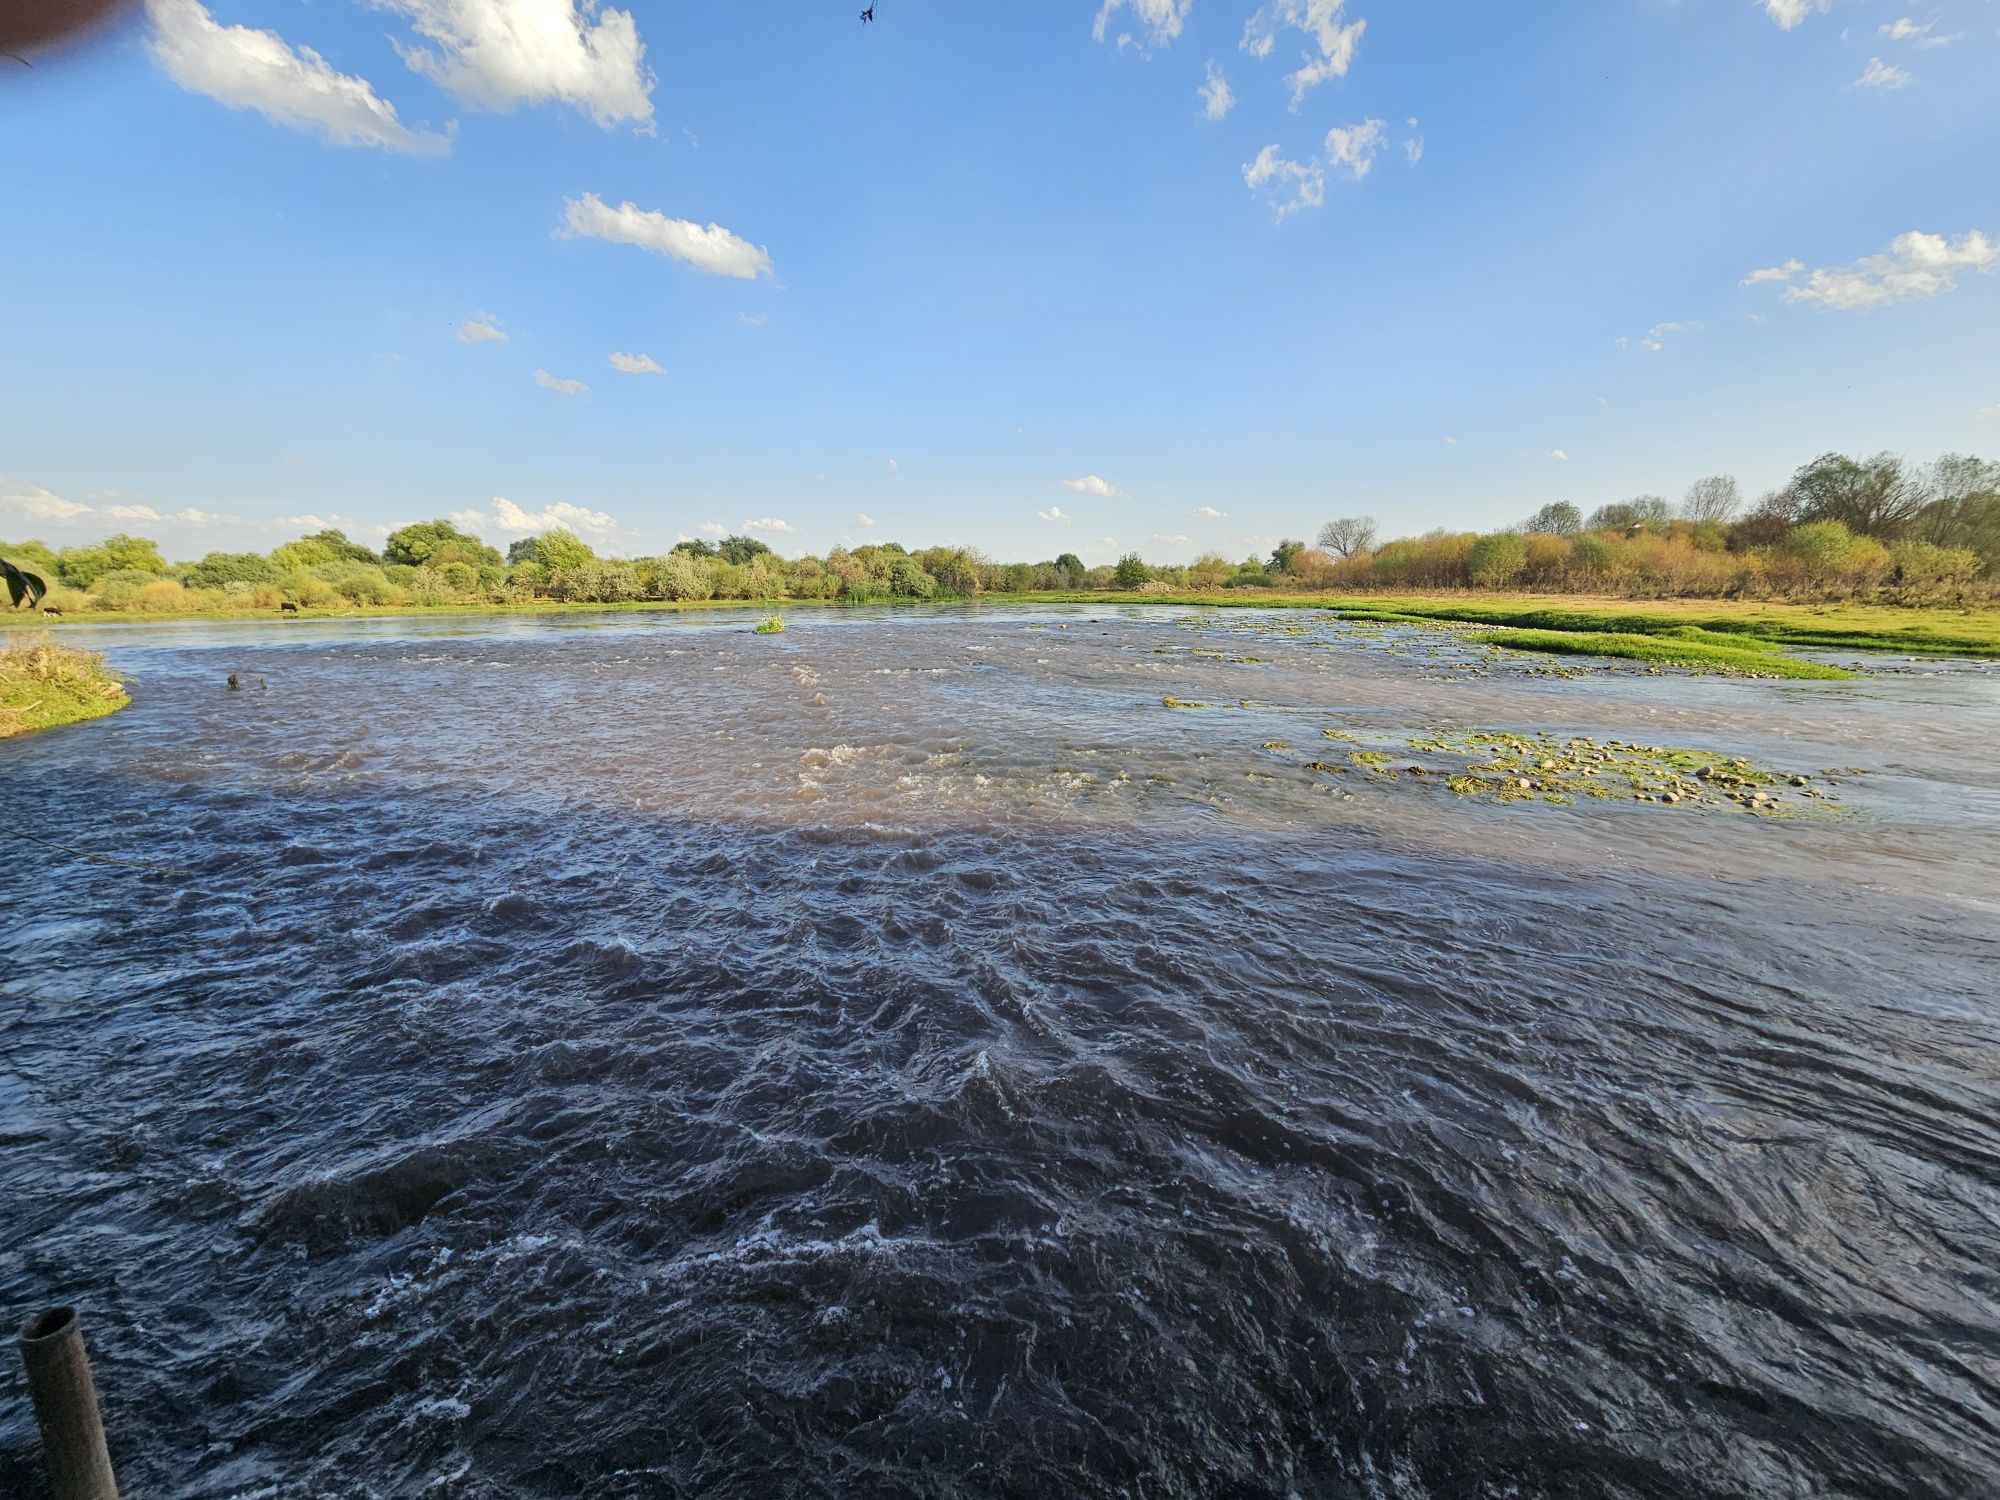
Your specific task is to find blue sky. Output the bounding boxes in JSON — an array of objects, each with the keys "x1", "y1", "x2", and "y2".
[{"x1": 1, "y1": 0, "x2": 1995, "y2": 565}]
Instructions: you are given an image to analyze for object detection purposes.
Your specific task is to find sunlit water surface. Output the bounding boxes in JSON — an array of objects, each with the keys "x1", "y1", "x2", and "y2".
[{"x1": 3, "y1": 606, "x2": 1997, "y2": 1498}]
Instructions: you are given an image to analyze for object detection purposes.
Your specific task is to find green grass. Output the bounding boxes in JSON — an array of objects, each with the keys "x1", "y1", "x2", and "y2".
[
  {"x1": 1477, "y1": 629, "x2": 1858, "y2": 679},
  {"x1": 0, "y1": 635, "x2": 129, "y2": 738}
]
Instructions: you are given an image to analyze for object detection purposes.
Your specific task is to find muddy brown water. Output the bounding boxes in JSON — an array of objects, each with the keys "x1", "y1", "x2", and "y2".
[{"x1": 2, "y1": 605, "x2": 1997, "y2": 1497}]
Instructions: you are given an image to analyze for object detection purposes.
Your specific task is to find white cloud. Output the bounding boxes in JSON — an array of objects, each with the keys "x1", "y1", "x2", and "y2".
[
  {"x1": 1092, "y1": 0, "x2": 1192, "y2": 51},
  {"x1": 697, "y1": 521, "x2": 727, "y2": 536},
  {"x1": 456, "y1": 312, "x2": 507, "y2": 342},
  {"x1": 1444, "y1": 435, "x2": 1458, "y2": 445},
  {"x1": 886, "y1": 458, "x2": 900, "y2": 471},
  {"x1": 1857, "y1": 57, "x2": 1912, "y2": 88},
  {"x1": 743, "y1": 517, "x2": 794, "y2": 535},
  {"x1": 1241, "y1": 0, "x2": 1367, "y2": 109},
  {"x1": 375, "y1": 0, "x2": 654, "y2": 128},
  {"x1": 1037, "y1": 507, "x2": 1073, "y2": 524},
  {"x1": 1062, "y1": 473, "x2": 1130, "y2": 498},
  {"x1": 1548, "y1": 449, "x2": 1570, "y2": 462},
  {"x1": 1761, "y1": 230, "x2": 1998, "y2": 310},
  {"x1": 1620, "y1": 319, "x2": 1697, "y2": 353},
  {"x1": 0, "y1": 474, "x2": 93, "y2": 523},
  {"x1": 1878, "y1": 16, "x2": 1958, "y2": 45},
  {"x1": 1980, "y1": 402, "x2": 2000, "y2": 422},
  {"x1": 1761, "y1": 0, "x2": 1828, "y2": 30},
  {"x1": 1190, "y1": 505, "x2": 1228, "y2": 518},
  {"x1": 559, "y1": 192, "x2": 771, "y2": 279},
  {"x1": 102, "y1": 504, "x2": 165, "y2": 521},
  {"x1": 1151, "y1": 533, "x2": 1193, "y2": 545},
  {"x1": 1403, "y1": 133, "x2": 1423, "y2": 165},
  {"x1": 1324, "y1": 118, "x2": 1386, "y2": 181},
  {"x1": 1197, "y1": 60, "x2": 1236, "y2": 121},
  {"x1": 534, "y1": 368, "x2": 590, "y2": 396},
  {"x1": 607, "y1": 350, "x2": 663, "y2": 374},
  {"x1": 146, "y1": 0, "x2": 452, "y2": 155},
  {"x1": 174, "y1": 507, "x2": 233, "y2": 525},
  {"x1": 451, "y1": 496, "x2": 619, "y2": 539},
  {"x1": 1740, "y1": 258, "x2": 1804, "y2": 286},
  {"x1": 1243, "y1": 144, "x2": 1324, "y2": 218},
  {"x1": 854, "y1": 512, "x2": 877, "y2": 528}
]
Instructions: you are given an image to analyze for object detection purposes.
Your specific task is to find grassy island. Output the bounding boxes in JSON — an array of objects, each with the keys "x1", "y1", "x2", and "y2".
[{"x1": 0, "y1": 635, "x2": 129, "y2": 739}]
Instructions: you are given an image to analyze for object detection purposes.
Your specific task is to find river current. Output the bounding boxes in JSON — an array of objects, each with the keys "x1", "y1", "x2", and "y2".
[{"x1": 2, "y1": 605, "x2": 1997, "y2": 1498}]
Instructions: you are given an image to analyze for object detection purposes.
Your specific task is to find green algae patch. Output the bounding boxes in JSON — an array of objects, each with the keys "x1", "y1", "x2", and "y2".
[
  {"x1": 753, "y1": 616, "x2": 785, "y2": 634},
  {"x1": 0, "y1": 636, "x2": 129, "y2": 738},
  {"x1": 1273, "y1": 726, "x2": 1842, "y2": 817},
  {"x1": 1162, "y1": 695, "x2": 1209, "y2": 708},
  {"x1": 1479, "y1": 628, "x2": 1855, "y2": 679}
]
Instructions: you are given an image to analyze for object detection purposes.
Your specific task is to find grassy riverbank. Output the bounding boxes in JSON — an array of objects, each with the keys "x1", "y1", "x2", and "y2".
[
  {"x1": 11, "y1": 590, "x2": 1998, "y2": 673},
  {"x1": 0, "y1": 636, "x2": 129, "y2": 738}
]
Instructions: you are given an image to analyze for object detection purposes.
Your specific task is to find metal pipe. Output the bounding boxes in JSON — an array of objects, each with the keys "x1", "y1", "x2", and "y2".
[{"x1": 18, "y1": 1307, "x2": 119, "y2": 1500}]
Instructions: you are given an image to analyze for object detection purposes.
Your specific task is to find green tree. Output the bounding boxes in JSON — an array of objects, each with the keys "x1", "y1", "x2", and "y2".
[
  {"x1": 1051, "y1": 552, "x2": 1086, "y2": 588},
  {"x1": 272, "y1": 528, "x2": 379, "y2": 570},
  {"x1": 56, "y1": 533, "x2": 168, "y2": 587},
  {"x1": 1789, "y1": 452, "x2": 1923, "y2": 539},
  {"x1": 888, "y1": 556, "x2": 937, "y2": 598},
  {"x1": 1467, "y1": 531, "x2": 1528, "y2": 587},
  {"x1": 1267, "y1": 539, "x2": 1306, "y2": 574},
  {"x1": 718, "y1": 534, "x2": 774, "y2": 566},
  {"x1": 510, "y1": 527, "x2": 596, "y2": 573},
  {"x1": 1112, "y1": 552, "x2": 1150, "y2": 589},
  {"x1": 384, "y1": 518, "x2": 503, "y2": 572},
  {"x1": 1587, "y1": 497, "x2": 1670, "y2": 532},
  {"x1": 185, "y1": 550, "x2": 279, "y2": 589},
  {"x1": 672, "y1": 538, "x2": 718, "y2": 559}
]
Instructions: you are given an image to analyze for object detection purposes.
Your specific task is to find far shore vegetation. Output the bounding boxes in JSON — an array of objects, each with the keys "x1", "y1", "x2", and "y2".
[
  {"x1": 6, "y1": 450, "x2": 1998, "y2": 675},
  {"x1": 0, "y1": 635, "x2": 128, "y2": 739}
]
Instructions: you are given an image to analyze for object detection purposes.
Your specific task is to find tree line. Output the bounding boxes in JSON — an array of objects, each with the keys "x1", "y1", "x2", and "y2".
[{"x1": 6, "y1": 450, "x2": 1994, "y2": 614}]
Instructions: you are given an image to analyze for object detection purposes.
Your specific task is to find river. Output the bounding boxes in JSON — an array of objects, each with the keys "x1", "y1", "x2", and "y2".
[{"x1": 2, "y1": 605, "x2": 1997, "y2": 1497}]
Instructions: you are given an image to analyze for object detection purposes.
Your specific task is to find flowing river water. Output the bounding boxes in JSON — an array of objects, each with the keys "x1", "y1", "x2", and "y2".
[{"x1": 2, "y1": 605, "x2": 1997, "y2": 1498}]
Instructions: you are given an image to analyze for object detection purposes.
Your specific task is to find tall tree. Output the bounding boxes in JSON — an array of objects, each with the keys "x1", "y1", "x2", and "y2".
[
  {"x1": 1681, "y1": 475, "x2": 1740, "y2": 524},
  {"x1": 1789, "y1": 452, "x2": 1924, "y2": 539},
  {"x1": 1315, "y1": 516, "x2": 1378, "y2": 558}
]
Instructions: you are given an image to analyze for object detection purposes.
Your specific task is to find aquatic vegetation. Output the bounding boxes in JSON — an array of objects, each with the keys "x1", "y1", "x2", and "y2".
[
  {"x1": 0, "y1": 635, "x2": 128, "y2": 737},
  {"x1": 1274, "y1": 726, "x2": 1838, "y2": 816},
  {"x1": 1478, "y1": 628, "x2": 1856, "y2": 679},
  {"x1": 1161, "y1": 695, "x2": 1209, "y2": 708},
  {"x1": 753, "y1": 616, "x2": 785, "y2": 633},
  {"x1": 1320, "y1": 728, "x2": 1359, "y2": 742}
]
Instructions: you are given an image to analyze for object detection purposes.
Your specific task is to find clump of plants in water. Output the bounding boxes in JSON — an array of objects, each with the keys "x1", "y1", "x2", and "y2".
[
  {"x1": 0, "y1": 635, "x2": 129, "y2": 737},
  {"x1": 753, "y1": 616, "x2": 785, "y2": 634},
  {"x1": 1275, "y1": 726, "x2": 1845, "y2": 815}
]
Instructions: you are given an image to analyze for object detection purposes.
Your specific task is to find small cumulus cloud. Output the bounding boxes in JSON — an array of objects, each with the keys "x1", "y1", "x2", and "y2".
[
  {"x1": 1190, "y1": 505, "x2": 1228, "y2": 518},
  {"x1": 1241, "y1": 0, "x2": 1366, "y2": 109},
  {"x1": 1749, "y1": 230, "x2": 1996, "y2": 310},
  {"x1": 697, "y1": 521, "x2": 727, "y2": 536},
  {"x1": 1324, "y1": 118, "x2": 1386, "y2": 181},
  {"x1": 559, "y1": 192, "x2": 771, "y2": 279},
  {"x1": 456, "y1": 312, "x2": 507, "y2": 343},
  {"x1": 1761, "y1": 0, "x2": 1829, "y2": 30},
  {"x1": 145, "y1": 0, "x2": 453, "y2": 155},
  {"x1": 607, "y1": 350, "x2": 663, "y2": 374},
  {"x1": 0, "y1": 474, "x2": 93, "y2": 522},
  {"x1": 854, "y1": 512, "x2": 877, "y2": 528},
  {"x1": 886, "y1": 459, "x2": 900, "y2": 471},
  {"x1": 1618, "y1": 319, "x2": 1698, "y2": 353},
  {"x1": 102, "y1": 504, "x2": 164, "y2": 521},
  {"x1": 1444, "y1": 435, "x2": 1459, "y2": 445},
  {"x1": 1856, "y1": 57, "x2": 1912, "y2": 89},
  {"x1": 1243, "y1": 144, "x2": 1323, "y2": 218},
  {"x1": 534, "y1": 368, "x2": 590, "y2": 396},
  {"x1": 1197, "y1": 60, "x2": 1236, "y2": 120},
  {"x1": 1740, "y1": 259, "x2": 1804, "y2": 286},
  {"x1": 450, "y1": 496, "x2": 619, "y2": 540},
  {"x1": 376, "y1": 0, "x2": 656, "y2": 128},
  {"x1": 1093, "y1": 0, "x2": 1192, "y2": 53},
  {"x1": 1037, "y1": 507, "x2": 1073, "y2": 524},
  {"x1": 743, "y1": 517, "x2": 794, "y2": 535},
  {"x1": 1548, "y1": 448, "x2": 1571, "y2": 462},
  {"x1": 1062, "y1": 474, "x2": 1129, "y2": 498},
  {"x1": 1151, "y1": 533, "x2": 1193, "y2": 545},
  {"x1": 1980, "y1": 402, "x2": 2000, "y2": 422}
]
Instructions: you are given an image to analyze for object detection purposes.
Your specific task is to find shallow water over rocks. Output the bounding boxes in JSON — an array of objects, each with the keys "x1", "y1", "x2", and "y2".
[{"x1": 3, "y1": 605, "x2": 1997, "y2": 1497}]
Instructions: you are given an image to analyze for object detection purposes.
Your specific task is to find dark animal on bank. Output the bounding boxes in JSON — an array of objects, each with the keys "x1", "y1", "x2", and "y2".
[
  {"x1": 280, "y1": 601, "x2": 299, "y2": 614},
  {"x1": 41, "y1": 606, "x2": 62, "y2": 618}
]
